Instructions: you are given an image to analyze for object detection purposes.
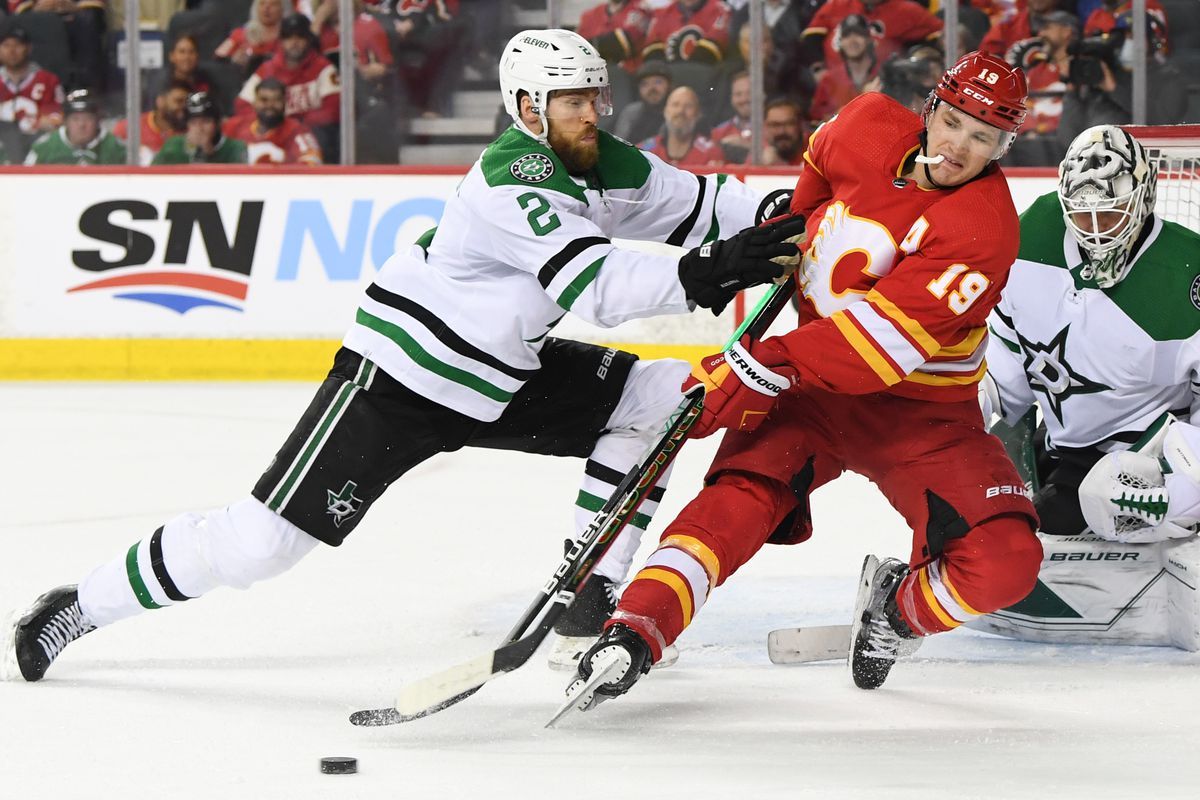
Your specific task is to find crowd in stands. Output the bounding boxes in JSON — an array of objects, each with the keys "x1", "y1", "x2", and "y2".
[{"x1": 0, "y1": 0, "x2": 1196, "y2": 167}]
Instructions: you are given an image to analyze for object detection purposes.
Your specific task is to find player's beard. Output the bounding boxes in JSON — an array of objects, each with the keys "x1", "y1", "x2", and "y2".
[{"x1": 549, "y1": 125, "x2": 600, "y2": 175}]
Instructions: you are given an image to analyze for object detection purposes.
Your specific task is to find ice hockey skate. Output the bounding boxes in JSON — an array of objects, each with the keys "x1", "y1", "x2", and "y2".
[
  {"x1": 548, "y1": 573, "x2": 677, "y2": 670},
  {"x1": 547, "y1": 624, "x2": 652, "y2": 726},
  {"x1": 849, "y1": 556, "x2": 923, "y2": 690},
  {"x1": 2, "y1": 585, "x2": 96, "y2": 682}
]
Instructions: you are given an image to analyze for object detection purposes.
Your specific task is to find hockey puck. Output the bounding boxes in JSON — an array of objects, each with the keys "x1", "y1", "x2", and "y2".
[{"x1": 320, "y1": 757, "x2": 357, "y2": 775}]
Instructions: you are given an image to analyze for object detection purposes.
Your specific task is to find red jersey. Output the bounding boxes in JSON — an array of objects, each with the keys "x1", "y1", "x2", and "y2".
[
  {"x1": 236, "y1": 49, "x2": 340, "y2": 128},
  {"x1": 222, "y1": 116, "x2": 323, "y2": 165},
  {"x1": 639, "y1": 133, "x2": 724, "y2": 166},
  {"x1": 318, "y1": 12, "x2": 394, "y2": 67},
  {"x1": 804, "y1": 0, "x2": 941, "y2": 66},
  {"x1": 577, "y1": 1, "x2": 652, "y2": 73},
  {"x1": 215, "y1": 26, "x2": 281, "y2": 62},
  {"x1": 113, "y1": 111, "x2": 179, "y2": 166},
  {"x1": 0, "y1": 66, "x2": 63, "y2": 135},
  {"x1": 780, "y1": 92, "x2": 1019, "y2": 403},
  {"x1": 980, "y1": 9, "x2": 1034, "y2": 56},
  {"x1": 1021, "y1": 58, "x2": 1066, "y2": 135},
  {"x1": 642, "y1": 0, "x2": 732, "y2": 63}
]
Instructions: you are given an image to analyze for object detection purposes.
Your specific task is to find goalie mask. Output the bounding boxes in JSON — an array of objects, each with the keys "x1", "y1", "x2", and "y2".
[
  {"x1": 499, "y1": 29, "x2": 612, "y2": 143},
  {"x1": 1058, "y1": 125, "x2": 1157, "y2": 288}
]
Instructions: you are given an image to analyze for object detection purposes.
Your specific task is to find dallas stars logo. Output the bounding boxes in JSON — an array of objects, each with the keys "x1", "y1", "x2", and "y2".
[
  {"x1": 326, "y1": 480, "x2": 363, "y2": 528},
  {"x1": 1019, "y1": 324, "x2": 1110, "y2": 424},
  {"x1": 511, "y1": 153, "x2": 554, "y2": 183}
]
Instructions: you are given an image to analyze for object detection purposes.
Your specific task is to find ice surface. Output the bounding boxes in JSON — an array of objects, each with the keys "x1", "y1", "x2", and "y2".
[{"x1": 2, "y1": 383, "x2": 1198, "y2": 799}]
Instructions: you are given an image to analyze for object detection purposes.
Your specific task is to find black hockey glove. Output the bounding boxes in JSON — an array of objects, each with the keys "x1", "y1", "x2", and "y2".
[{"x1": 678, "y1": 214, "x2": 808, "y2": 315}]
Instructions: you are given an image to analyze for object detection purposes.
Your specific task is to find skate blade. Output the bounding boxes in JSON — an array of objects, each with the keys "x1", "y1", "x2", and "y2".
[
  {"x1": 548, "y1": 635, "x2": 678, "y2": 671},
  {"x1": 545, "y1": 651, "x2": 626, "y2": 728}
]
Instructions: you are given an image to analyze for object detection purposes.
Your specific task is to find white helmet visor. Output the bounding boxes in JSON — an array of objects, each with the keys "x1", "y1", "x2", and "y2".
[{"x1": 542, "y1": 86, "x2": 614, "y2": 120}]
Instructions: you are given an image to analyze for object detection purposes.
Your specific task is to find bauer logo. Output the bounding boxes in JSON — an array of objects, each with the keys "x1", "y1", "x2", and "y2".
[
  {"x1": 68, "y1": 200, "x2": 264, "y2": 314},
  {"x1": 511, "y1": 153, "x2": 555, "y2": 183}
]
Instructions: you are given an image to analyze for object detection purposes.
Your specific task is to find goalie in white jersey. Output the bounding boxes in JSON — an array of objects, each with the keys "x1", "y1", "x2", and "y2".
[
  {"x1": 975, "y1": 125, "x2": 1200, "y2": 650},
  {"x1": 2, "y1": 29, "x2": 803, "y2": 683}
]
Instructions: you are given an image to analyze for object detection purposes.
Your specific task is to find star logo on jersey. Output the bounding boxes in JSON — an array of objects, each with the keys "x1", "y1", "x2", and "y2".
[
  {"x1": 511, "y1": 153, "x2": 554, "y2": 183},
  {"x1": 326, "y1": 480, "x2": 364, "y2": 528},
  {"x1": 1019, "y1": 324, "x2": 1111, "y2": 425}
]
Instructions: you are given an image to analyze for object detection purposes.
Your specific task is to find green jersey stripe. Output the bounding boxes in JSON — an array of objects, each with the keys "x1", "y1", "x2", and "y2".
[
  {"x1": 537, "y1": 236, "x2": 610, "y2": 289},
  {"x1": 576, "y1": 490, "x2": 652, "y2": 532},
  {"x1": 556, "y1": 256, "x2": 605, "y2": 310},
  {"x1": 126, "y1": 542, "x2": 163, "y2": 610},
  {"x1": 356, "y1": 309, "x2": 516, "y2": 403}
]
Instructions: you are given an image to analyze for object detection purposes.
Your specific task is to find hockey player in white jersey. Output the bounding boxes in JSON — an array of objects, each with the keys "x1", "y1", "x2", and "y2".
[
  {"x1": 975, "y1": 124, "x2": 1200, "y2": 650},
  {"x1": 1, "y1": 29, "x2": 804, "y2": 683}
]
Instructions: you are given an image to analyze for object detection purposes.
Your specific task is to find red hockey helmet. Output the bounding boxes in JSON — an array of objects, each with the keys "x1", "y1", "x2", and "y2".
[{"x1": 924, "y1": 51, "x2": 1028, "y2": 152}]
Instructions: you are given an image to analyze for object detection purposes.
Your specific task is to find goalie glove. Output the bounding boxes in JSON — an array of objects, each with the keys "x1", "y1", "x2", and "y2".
[
  {"x1": 683, "y1": 334, "x2": 797, "y2": 439},
  {"x1": 1079, "y1": 421, "x2": 1200, "y2": 544},
  {"x1": 678, "y1": 214, "x2": 807, "y2": 315}
]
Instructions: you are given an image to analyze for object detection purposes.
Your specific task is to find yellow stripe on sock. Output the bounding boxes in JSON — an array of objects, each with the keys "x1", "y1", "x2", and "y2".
[
  {"x1": 918, "y1": 566, "x2": 960, "y2": 629},
  {"x1": 636, "y1": 567, "x2": 694, "y2": 627}
]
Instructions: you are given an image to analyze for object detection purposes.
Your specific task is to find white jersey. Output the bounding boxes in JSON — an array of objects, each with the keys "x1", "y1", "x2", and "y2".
[
  {"x1": 986, "y1": 192, "x2": 1200, "y2": 453},
  {"x1": 343, "y1": 125, "x2": 764, "y2": 421}
]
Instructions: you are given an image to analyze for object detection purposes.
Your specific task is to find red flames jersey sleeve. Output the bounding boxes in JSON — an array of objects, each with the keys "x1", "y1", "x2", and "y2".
[
  {"x1": 223, "y1": 116, "x2": 323, "y2": 165},
  {"x1": 775, "y1": 92, "x2": 1019, "y2": 402},
  {"x1": 642, "y1": 0, "x2": 732, "y2": 63}
]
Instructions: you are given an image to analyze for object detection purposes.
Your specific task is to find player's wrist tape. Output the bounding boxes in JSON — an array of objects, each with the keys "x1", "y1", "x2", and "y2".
[{"x1": 724, "y1": 342, "x2": 791, "y2": 396}]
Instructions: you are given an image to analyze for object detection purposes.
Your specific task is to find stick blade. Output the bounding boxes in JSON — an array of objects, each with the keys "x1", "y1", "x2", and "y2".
[{"x1": 767, "y1": 625, "x2": 853, "y2": 664}]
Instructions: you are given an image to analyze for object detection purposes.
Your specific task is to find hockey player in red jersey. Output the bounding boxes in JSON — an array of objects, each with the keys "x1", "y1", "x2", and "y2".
[{"x1": 565, "y1": 51, "x2": 1043, "y2": 711}]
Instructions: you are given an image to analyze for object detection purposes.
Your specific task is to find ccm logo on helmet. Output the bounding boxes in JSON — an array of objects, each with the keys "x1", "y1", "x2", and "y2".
[
  {"x1": 727, "y1": 350, "x2": 787, "y2": 394},
  {"x1": 963, "y1": 86, "x2": 995, "y2": 106}
]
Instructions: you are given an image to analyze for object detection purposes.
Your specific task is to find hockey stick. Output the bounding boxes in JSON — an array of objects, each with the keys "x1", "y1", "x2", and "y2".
[
  {"x1": 349, "y1": 278, "x2": 798, "y2": 727},
  {"x1": 766, "y1": 624, "x2": 853, "y2": 664}
]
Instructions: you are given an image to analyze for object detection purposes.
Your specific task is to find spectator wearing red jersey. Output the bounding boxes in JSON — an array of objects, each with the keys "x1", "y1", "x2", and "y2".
[
  {"x1": 808, "y1": 13, "x2": 880, "y2": 124},
  {"x1": 390, "y1": 0, "x2": 466, "y2": 119},
  {"x1": 1000, "y1": 10, "x2": 1076, "y2": 166},
  {"x1": 216, "y1": 0, "x2": 292, "y2": 78},
  {"x1": 577, "y1": 0, "x2": 652, "y2": 76},
  {"x1": 709, "y1": 69, "x2": 751, "y2": 163},
  {"x1": 113, "y1": 78, "x2": 190, "y2": 165},
  {"x1": 638, "y1": 85, "x2": 722, "y2": 166},
  {"x1": 236, "y1": 13, "x2": 340, "y2": 159},
  {"x1": 224, "y1": 77, "x2": 323, "y2": 165},
  {"x1": 761, "y1": 97, "x2": 808, "y2": 166},
  {"x1": 642, "y1": 0, "x2": 733, "y2": 65},
  {"x1": 0, "y1": 24, "x2": 63, "y2": 161},
  {"x1": 8, "y1": 0, "x2": 106, "y2": 92},
  {"x1": 801, "y1": 0, "x2": 941, "y2": 67},
  {"x1": 981, "y1": 0, "x2": 1059, "y2": 57}
]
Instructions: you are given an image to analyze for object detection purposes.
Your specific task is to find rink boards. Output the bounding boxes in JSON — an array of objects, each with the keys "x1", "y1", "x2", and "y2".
[{"x1": 0, "y1": 166, "x2": 1057, "y2": 380}]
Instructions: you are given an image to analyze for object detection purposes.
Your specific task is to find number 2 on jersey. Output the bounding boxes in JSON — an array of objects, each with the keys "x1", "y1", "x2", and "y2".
[
  {"x1": 926, "y1": 263, "x2": 990, "y2": 315},
  {"x1": 518, "y1": 192, "x2": 561, "y2": 236}
]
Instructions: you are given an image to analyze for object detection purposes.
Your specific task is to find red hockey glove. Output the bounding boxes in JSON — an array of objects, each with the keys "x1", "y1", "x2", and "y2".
[{"x1": 683, "y1": 335, "x2": 798, "y2": 439}]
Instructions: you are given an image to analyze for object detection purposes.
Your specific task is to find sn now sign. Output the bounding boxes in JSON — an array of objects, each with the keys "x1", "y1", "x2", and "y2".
[{"x1": 0, "y1": 171, "x2": 461, "y2": 337}]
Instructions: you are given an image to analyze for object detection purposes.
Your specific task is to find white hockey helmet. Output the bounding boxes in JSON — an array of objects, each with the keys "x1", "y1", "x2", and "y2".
[
  {"x1": 1058, "y1": 125, "x2": 1157, "y2": 288},
  {"x1": 499, "y1": 29, "x2": 611, "y2": 138}
]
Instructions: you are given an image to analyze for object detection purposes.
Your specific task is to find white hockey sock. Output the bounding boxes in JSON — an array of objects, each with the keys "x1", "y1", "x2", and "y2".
[
  {"x1": 583, "y1": 358, "x2": 689, "y2": 583},
  {"x1": 78, "y1": 497, "x2": 320, "y2": 627}
]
